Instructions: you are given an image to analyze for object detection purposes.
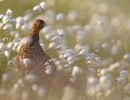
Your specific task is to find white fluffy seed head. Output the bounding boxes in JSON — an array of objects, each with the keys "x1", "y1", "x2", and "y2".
[
  {"x1": 100, "y1": 69, "x2": 108, "y2": 75},
  {"x1": 99, "y1": 75, "x2": 112, "y2": 90},
  {"x1": 57, "y1": 29, "x2": 66, "y2": 38},
  {"x1": 45, "y1": 69, "x2": 53, "y2": 75},
  {"x1": 116, "y1": 76, "x2": 126, "y2": 86},
  {"x1": 22, "y1": 91, "x2": 29, "y2": 100},
  {"x1": 24, "y1": 13, "x2": 32, "y2": 22},
  {"x1": 3, "y1": 24, "x2": 13, "y2": 32},
  {"x1": 51, "y1": 35, "x2": 62, "y2": 43},
  {"x1": 0, "y1": 42, "x2": 5, "y2": 52},
  {"x1": 123, "y1": 53, "x2": 130, "y2": 61},
  {"x1": 33, "y1": 5, "x2": 41, "y2": 13},
  {"x1": 15, "y1": 23, "x2": 21, "y2": 29},
  {"x1": 4, "y1": 50, "x2": 10, "y2": 57},
  {"x1": 67, "y1": 56, "x2": 74, "y2": 65},
  {"x1": 16, "y1": 16, "x2": 25, "y2": 25},
  {"x1": 40, "y1": 1, "x2": 47, "y2": 10},
  {"x1": 2, "y1": 15, "x2": 11, "y2": 24},
  {"x1": 49, "y1": 58, "x2": 57, "y2": 63},
  {"x1": 10, "y1": 18, "x2": 16, "y2": 26},
  {"x1": 120, "y1": 70, "x2": 129, "y2": 78},
  {"x1": 20, "y1": 58, "x2": 31, "y2": 67},
  {"x1": 21, "y1": 24, "x2": 29, "y2": 32},
  {"x1": 56, "y1": 13, "x2": 65, "y2": 21},
  {"x1": 64, "y1": 52, "x2": 72, "y2": 59},
  {"x1": 72, "y1": 66, "x2": 82, "y2": 77},
  {"x1": 79, "y1": 48, "x2": 89, "y2": 57},
  {"x1": 45, "y1": 34, "x2": 54, "y2": 40},
  {"x1": 17, "y1": 78, "x2": 23, "y2": 85},
  {"x1": 45, "y1": 64, "x2": 52, "y2": 69},
  {"x1": 70, "y1": 77, "x2": 76, "y2": 83},
  {"x1": 19, "y1": 37, "x2": 32, "y2": 46},
  {"x1": 2, "y1": 73, "x2": 10, "y2": 82},
  {"x1": 42, "y1": 26, "x2": 52, "y2": 34},
  {"x1": 6, "y1": 9, "x2": 13, "y2": 17},
  {"x1": 25, "y1": 73, "x2": 37, "y2": 83},
  {"x1": 109, "y1": 62, "x2": 120, "y2": 72},
  {"x1": 87, "y1": 76, "x2": 99, "y2": 85},
  {"x1": 0, "y1": 14, "x2": 4, "y2": 20},
  {"x1": 7, "y1": 42, "x2": 13, "y2": 49},
  {"x1": 0, "y1": 23, "x2": 3, "y2": 29},
  {"x1": 49, "y1": 42, "x2": 57, "y2": 49},
  {"x1": 32, "y1": 84, "x2": 38, "y2": 91},
  {"x1": 37, "y1": 87, "x2": 46, "y2": 97},
  {"x1": 87, "y1": 68, "x2": 96, "y2": 74}
]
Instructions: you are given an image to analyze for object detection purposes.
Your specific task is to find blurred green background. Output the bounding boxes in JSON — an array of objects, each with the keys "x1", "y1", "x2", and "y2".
[{"x1": 0, "y1": 0, "x2": 130, "y2": 17}]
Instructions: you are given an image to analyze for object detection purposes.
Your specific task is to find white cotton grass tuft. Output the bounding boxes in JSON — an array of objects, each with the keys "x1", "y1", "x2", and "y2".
[
  {"x1": 78, "y1": 48, "x2": 89, "y2": 57},
  {"x1": 15, "y1": 23, "x2": 21, "y2": 29},
  {"x1": 6, "y1": 9, "x2": 13, "y2": 17},
  {"x1": 16, "y1": 16, "x2": 25, "y2": 26},
  {"x1": 71, "y1": 66, "x2": 82, "y2": 77},
  {"x1": 24, "y1": 73, "x2": 37, "y2": 83},
  {"x1": 32, "y1": 84, "x2": 38, "y2": 91},
  {"x1": 50, "y1": 35, "x2": 63, "y2": 43},
  {"x1": 87, "y1": 68, "x2": 96, "y2": 74},
  {"x1": 7, "y1": 42, "x2": 13, "y2": 49},
  {"x1": 70, "y1": 77, "x2": 76, "y2": 83},
  {"x1": 36, "y1": 86, "x2": 46, "y2": 98},
  {"x1": 45, "y1": 33, "x2": 54, "y2": 40},
  {"x1": 99, "y1": 74, "x2": 112, "y2": 90},
  {"x1": 20, "y1": 58, "x2": 31, "y2": 68},
  {"x1": 40, "y1": 1, "x2": 47, "y2": 10},
  {"x1": 66, "y1": 10, "x2": 78, "y2": 22},
  {"x1": 4, "y1": 50, "x2": 11, "y2": 57},
  {"x1": 67, "y1": 56, "x2": 75, "y2": 65},
  {"x1": 2, "y1": 15, "x2": 11, "y2": 24},
  {"x1": 45, "y1": 65, "x2": 53, "y2": 75},
  {"x1": 19, "y1": 37, "x2": 32, "y2": 46},
  {"x1": 123, "y1": 53, "x2": 130, "y2": 61},
  {"x1": 0, "y1": 42, "x2": 5, "y2": 51},
  {"x1": 57, "y1": 29, "x2": 66, "y2": 38},
  {"x1": 0, "y1": 23, "x2": 3, "y2": 29},
  {"x1": 10, "y1": 18, "x2": 16, "y2": 26},
  {"x1": 22, "y1": 91, "x2": 29, "y2": 100},
  {"x1": 116, "y1": 76, "x2": 126, "y2": 86},
  {"x1": 108, "y1": 62, "x2": 120, "y2": 72},
  {"x1": 49, "y1": 42, "x2": 57, "y2": 49},
  {"x1": 42, "y1": 25, "x2": 52, "y2": 34},
  {"x1": 100, "y1": 69, "x2": 108, "y2": 75},
  {"x1": 21, "y1": 24, "x2": 29, "y2": 32},
  {"x1": 62, "y1": 86, "x2": 76, "y2": 100},
  {"x1": 3, "y1": 24, "x2": 13, "y2": 32},
  {"x1": 120, "y1": 70, "x2": 129, "y2": 78},
  {"x1": 17, "y1": 78, "x2": 23, "y2": 85},
  {"x1": 33, "y1": 5, "x2": 41, "y2": 13},
  {"x1": 49, "y1": 58, "x2": 57, "y2": 63},
  {"x1": 3, "y1": 36, "x2": 7, "y2": 41},
  {"x1": 2, "y1": 73, "x2": 10, "y2": 82},
  {"x1": 0, "y1": 14, "x2": 4, "y2": 20},
  {"x1": 24, "y1": 13, "x2": 32, "y2": 22},
  {"x1": 63, "y1": 52, "x2": 72, "y2": 59},
  {"x1": 56, "y1": 13, "x2": 65, "y2": 21},
  {"x1": 64, "y1": 64, "x2": 71, "y2": 72}
]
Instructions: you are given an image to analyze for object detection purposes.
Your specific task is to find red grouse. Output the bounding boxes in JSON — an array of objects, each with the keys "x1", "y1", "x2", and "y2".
[{"x1": 16, "y1": 19, "x2": 71, "y2": 93}]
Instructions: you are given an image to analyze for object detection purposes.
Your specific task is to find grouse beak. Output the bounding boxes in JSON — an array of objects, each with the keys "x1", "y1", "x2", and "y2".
[{"x1": 43, "y1": 23, "x2": 46, "y2": 27}]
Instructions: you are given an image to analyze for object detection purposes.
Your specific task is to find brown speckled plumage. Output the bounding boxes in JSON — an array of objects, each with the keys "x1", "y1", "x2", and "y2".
[
  {"x1": 16, "y1": 19, "x2": 72, "y2": 98},
  {"x1": 16, "y1": 19, "x2": 54, "y2": 74}
]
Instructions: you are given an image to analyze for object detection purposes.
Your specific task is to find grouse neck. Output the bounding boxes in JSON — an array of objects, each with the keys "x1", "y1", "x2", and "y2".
[{"x1": 29, "y1": 30, "x2": 40, "y2": 41}]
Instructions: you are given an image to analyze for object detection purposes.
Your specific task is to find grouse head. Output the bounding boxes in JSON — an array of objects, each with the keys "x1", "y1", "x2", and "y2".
[{"x1": 32, "y1": 19, "x2": 46, "y2": 32}]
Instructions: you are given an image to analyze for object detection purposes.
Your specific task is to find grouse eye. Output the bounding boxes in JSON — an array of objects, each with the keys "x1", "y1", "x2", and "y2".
[{"x1": 37, "y1": 21, "x2": 40, "y2": 24}]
